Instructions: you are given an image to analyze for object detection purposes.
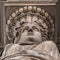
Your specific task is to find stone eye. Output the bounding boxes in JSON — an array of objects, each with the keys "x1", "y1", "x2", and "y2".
[
  {"x1": 25, "y1": 26, "x2": 29, "y2": 30},
  {"x1": 22, "y1": 26, "x2": 29, "y2": 32},
  {"x1": 20, "y1": 21, "x2": 25, "y2": 25},
  {"x1": 32, "y1": 26, "x2": 39, "y2": 31}
]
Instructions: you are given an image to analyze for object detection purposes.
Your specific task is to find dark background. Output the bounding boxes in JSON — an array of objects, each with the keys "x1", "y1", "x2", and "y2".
[
  {"x1": 57, "y1": 0, "x2": 60, "y2": 51},
  {"x1": 0, "y1": 0, "x2": 60, "y2": 55}
]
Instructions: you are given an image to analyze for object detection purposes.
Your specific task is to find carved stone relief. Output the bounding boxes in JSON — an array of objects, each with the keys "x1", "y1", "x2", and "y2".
[
  {"x1": 6, "y1": 6, "x2": 54, "y2": 43},
  {"x1": 1, "y1": 6, "x2": 59, "y2": 60}
]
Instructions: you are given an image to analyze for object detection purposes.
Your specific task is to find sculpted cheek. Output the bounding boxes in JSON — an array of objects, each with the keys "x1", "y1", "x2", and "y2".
[
  {"x1": 21, "y1": 30, "x2": 28, "y2": 36},
  {"x1": 33, "y1": 31, "x2": 42, "y2": 42}
]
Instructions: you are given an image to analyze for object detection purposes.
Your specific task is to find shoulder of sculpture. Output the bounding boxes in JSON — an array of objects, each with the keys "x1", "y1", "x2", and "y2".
[
  {"x1": 1, "y1": 44, "x2": 21, "y2": 59},
  {"x1": 46, "y1": 41, "x2": 55, "y2": 43},
  {"x1": 33, "y1": 41, "x2": 58, "y2": 51},
  {"x1": 2, "y1": 44, "x2": 21, "y2": 54},
  {"x1": 42, "y1": 41, "x2": 56, "y2": 46},
  {"x1": 4, "y1": 44, "x2": 14, "y2": 47},
  {"x1": 41, "y1": 41, "x2": 59, "y2": 49},
  {"x1": 33, "y1": 41, "x2": 59, "y2": 59},
  {"x1": 3, "y1": 44, "x2": 21, "y2": 53},
  {"x1": 4, "y1": 43, "x2": 20, "y2": 49}
]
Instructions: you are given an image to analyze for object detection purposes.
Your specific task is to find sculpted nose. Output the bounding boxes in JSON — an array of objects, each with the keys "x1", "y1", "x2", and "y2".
[
  {"x1": 28, "y1": 28, "x2": 33, "y2": 35},
  {"x1": 28, "y1": 28, "x2": 33, "y2": 32}
]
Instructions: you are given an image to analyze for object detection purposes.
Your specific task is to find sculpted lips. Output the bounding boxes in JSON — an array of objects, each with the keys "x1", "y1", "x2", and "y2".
[{"x1": 20, "y1": 38, "x2": 35, "y2": 45}]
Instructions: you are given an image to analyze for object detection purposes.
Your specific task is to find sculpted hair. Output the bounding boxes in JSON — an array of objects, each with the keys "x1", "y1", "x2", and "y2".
[{"x1": 6, "y1": 6, "x2": 54, "y2": 42}]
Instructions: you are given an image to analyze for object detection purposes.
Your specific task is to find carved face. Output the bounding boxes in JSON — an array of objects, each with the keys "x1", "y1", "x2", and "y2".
[
  {"x1": 6, "y1": 6, "x2": 54, "y2": 45},
  {"x1": 14, "y1": 15, "x2": 42, "y2": 45}
]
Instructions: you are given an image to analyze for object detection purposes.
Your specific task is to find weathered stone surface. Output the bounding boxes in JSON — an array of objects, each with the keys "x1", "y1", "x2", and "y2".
[
  {"x1": 1, "y1": 41, "x2": 59, "y2": 60},
  {"x1": 1, "y1": 6, "x2": 59, "y2": 60}
]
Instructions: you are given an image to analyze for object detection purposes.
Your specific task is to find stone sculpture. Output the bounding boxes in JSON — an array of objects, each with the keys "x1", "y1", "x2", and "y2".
[{"x1": 1, "y1": 6, "x2": 59, "y2": 60}]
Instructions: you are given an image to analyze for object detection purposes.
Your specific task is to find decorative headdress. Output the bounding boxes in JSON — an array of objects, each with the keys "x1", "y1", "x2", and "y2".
[{"x1": 6, "y1": 6, "x2": 54, "y2": 42}]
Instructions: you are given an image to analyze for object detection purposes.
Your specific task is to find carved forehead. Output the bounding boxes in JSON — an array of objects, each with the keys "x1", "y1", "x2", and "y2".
[
  {"x1": 20, "y1": 15, "x2": 39, "y2": 23},
  {"x1": 24, "y1": 15, "x2": 38, "y2": 23}
]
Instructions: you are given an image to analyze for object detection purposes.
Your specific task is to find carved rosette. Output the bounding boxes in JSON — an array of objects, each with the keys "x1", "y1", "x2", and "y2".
[{"x1": 6, "y1": 6, "x2": 54, "y2": 42}]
